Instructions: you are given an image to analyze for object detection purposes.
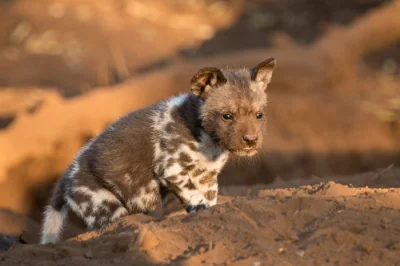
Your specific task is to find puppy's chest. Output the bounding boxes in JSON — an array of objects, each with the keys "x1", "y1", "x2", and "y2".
[
  {"x1": 154, "y1": 137, "x2": 229, "y2": 183},
  {"x1": 151, "y1": 95, "x2": 229, "y2": 184}
]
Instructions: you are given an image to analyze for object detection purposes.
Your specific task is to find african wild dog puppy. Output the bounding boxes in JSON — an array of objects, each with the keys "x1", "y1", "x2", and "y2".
[{"x1": 40, "y1": 58, "x2": 276, "y2": 244}]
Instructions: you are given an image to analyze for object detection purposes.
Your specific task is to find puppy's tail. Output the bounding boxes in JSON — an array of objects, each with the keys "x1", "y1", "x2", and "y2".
[
  {"x1": 40, "y1": 203, "x2": 68, "y2": 244},
  {"x1": 40, "y1": 179, "x2": 69, "y2": 245},
  {"x1": 40, "y1": 205, "x2": 68, "y2": 244}
]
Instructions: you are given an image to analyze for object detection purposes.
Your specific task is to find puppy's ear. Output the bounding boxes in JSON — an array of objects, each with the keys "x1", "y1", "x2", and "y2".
[
  {"x1": 251, "y1": 58, "x2": 276, "y2": 90},
  {"x1": 190, "y1": 67, "x2": 227, "y2": 99}
]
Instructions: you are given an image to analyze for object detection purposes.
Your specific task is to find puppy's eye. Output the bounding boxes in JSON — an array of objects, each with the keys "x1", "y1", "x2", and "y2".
[
  {"x1": 222, "y1": 113, "x2": 233, "y2": 120},
  {"x1": 256, "y1": 112, "x2": 263, "y2": 119}
]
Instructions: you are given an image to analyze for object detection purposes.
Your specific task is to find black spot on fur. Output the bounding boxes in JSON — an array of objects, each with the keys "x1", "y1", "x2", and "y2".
[
  {"x1": 166, "y1": 158, "x2": 175, "y2": 168},
  {"x1": 200, "y1": 170, "x2": 218, "y2": 185},
  {"x1": 179, "y1": 152, "x2": 192, "y2": 164},
  {"x1": 204, "y1": 190, "x2": 217, "y2": 201},
  {"x1": 184, "y1": 180, "x2": 196, "y2": 190},
  {"x1": 171, "y1": 95, "x2": 204, "y2": 141},
  {"x1": 160, "y1": 138, "x2": 168, "y2": 150},
  {"x1": 192, "y1": 168, "x2": 206, "y2": 178},
  {"x1": 184, "y1": 164, "x2": 196, "y2": 172},
  {"x1": 167, "y1": 175, "x2": 178, "y2": 181},
  {"x1": 165, "y1": 122, "x2": 175, "y2": 133},
  {"x1": 187, "y1": 142, "x2": 198, "y2": 151}
]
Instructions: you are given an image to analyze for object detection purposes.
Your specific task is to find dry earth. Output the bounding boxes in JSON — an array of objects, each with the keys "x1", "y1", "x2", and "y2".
[{"x1": 1, "y1": 180, "x2": 400, "y2": 266}]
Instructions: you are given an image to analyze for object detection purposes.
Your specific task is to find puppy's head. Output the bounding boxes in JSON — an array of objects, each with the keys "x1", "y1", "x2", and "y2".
[{"x1": 191, "y1": 58, "x2": 276, "y2": 157}]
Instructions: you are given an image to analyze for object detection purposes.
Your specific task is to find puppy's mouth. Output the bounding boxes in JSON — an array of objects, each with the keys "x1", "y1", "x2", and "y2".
[{"x1": 232, "y1": 148, "x2": 258, "y2": 157}]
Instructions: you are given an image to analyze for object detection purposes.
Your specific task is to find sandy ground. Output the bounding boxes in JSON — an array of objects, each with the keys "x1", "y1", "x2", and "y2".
[{"x1": 1, "y1": 180, "x2": 400, "y2": 266}]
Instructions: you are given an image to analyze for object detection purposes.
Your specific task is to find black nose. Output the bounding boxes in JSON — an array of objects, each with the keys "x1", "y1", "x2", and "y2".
[{"x1": 242, "y1": 135, "x2": 258, "y2": 146}]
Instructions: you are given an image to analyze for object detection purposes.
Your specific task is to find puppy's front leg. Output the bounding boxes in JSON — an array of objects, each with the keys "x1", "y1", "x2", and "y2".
[{"x1": 162, "y1": 174, "x2": 209, "y2": 214}]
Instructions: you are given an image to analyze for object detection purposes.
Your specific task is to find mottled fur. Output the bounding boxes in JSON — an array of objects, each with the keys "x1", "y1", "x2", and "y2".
[{"x1": 40, "y1": 58, "x2": 276, "y2": 244}]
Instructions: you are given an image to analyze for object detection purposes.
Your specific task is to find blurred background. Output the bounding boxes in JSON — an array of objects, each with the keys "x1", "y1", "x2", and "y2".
[{"x1": 0, "y1": 0, "x2": 399, "y2": 242}]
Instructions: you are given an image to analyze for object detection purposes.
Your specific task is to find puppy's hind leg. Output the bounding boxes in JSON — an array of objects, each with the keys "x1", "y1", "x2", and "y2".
[{"x1": 67, "y1": 185, "x2": 129, "y2": 231}]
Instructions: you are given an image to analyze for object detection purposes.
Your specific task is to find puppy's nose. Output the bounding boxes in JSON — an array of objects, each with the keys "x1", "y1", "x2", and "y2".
[{"x1": 242, "y1": 135, "x2": 258, "y2": 146}]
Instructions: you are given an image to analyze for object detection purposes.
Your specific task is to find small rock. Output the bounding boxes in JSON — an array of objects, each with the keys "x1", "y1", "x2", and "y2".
[
  {"x1": 296, "y1": 250, "x2": 305, "y2": 257},
  {"x1": 253, "y1": 261, "x2": 261, "y2": 266},
  {"x1": 139, "y1": 230, "x2": 160, "y2": 251},
  {"x1": 275, "y1": 191, "x2": 286, "y2": 201},
  {"x1": 278, "y1": 247, "x2": 285, "y2": 253},
  {"x1": 290, "y1": 234, "x2": 299, "y2": 242}
]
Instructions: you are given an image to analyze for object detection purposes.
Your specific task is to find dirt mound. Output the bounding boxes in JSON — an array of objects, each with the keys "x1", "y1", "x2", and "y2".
[{"x1": 1, "y1": 181, "x2": 399, "y2": 265}]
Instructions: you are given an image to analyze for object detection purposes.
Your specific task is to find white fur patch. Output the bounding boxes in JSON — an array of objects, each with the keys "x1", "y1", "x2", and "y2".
[
  {"x1": 111, "y1": 206, "x2": 128, "y2": 221},
  {"x1": 40, "y1": 205, "x2": 68, "y2": 244},
  {"x1": 151, "y1": 94, "x2": 189, "y2": 161},
  {"x1": 181, "y1": 188, "x2": 207, "y2": 206},
  {"x1": 123, "y1": 173, "x2": 133, "y2": 186},
  {"x1": 209, "y1": 197, "x2": 218, "y2": 207},
  {"x1": 80, "y1": 202, "x2": 89, "y2": 213},
  {"x1": 85, "y1": 216, "x2": 96, "y2": 228},
  {"x1": 127, "y1": 185, "x2": 158, "y2": 211},
  {"x1": 73, "y1": 186, "x2": 120, "y2": 213},
  {"x1": 74, "y1": 187, "x2": 119, "y2": 204},
  {"x1": 151, "y1": 93, "x2": 228, "y2": 208},
  {"x1": 148, "y1": 179, "x2": 159, "y2": 190},
  {"x1": 66, "y1": 196, "x2": 84, "y2": 217},
  {"x1": 167, "y1": 163, "x2": 183, "y2": 176},
  {"x1": 169, "y1": 94, "x2": 188, "y2": 107},
  {"x1": 66, "y1": 186, "x2": 123, "y2": 228}
]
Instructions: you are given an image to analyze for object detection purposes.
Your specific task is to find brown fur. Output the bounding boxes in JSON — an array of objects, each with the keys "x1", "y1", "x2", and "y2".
[
  {"x1": 193, "y1": 58, "x2": 276, "y2": 156},
  {"x1": 204, "y1": 190, "x2": 217, "y2": 201}
]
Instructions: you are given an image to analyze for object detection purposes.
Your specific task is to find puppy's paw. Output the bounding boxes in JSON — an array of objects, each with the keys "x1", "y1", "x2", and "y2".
[{"x1": 185, "y1": 203, "x2": 210, "y2": 214}]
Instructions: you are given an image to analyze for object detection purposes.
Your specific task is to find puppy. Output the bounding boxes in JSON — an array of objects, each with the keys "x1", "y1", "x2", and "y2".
[{"x1": 40, "y1": 58, "x2": 276, "y2": 244}]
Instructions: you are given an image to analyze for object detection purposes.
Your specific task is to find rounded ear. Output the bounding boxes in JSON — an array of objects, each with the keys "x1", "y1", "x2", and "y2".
[
  {"x1": 190, "y1": 67, "x2": 227, "y2": 99},
  {"x1": 251, "y1": 57, "x2": 276, "y2": 89}
]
